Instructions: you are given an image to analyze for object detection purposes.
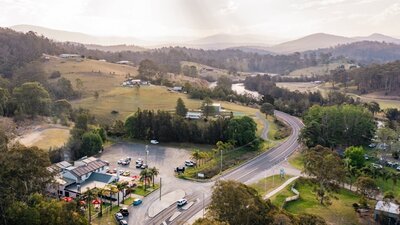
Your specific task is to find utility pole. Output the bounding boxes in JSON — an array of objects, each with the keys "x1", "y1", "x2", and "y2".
[
  {"x1": 220, "y1": 150, "x2": 223, "y2": 174},
  {"x1": 159, "y1": 177, "x2": 162, "y2": 200},
  {"x1": 202, "y1": 193, "x2": 205, "y2": 218}
]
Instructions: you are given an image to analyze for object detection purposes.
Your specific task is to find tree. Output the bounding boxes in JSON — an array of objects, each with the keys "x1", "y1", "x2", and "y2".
[
  {"x1": 300, "y1": 105, "x2": 375, "y2": 148},
  {"x1": 79, "y1": 132, "x2": 103, "y2": 158},
  {"x1": 149, "y1": 167, "x2": 159, "y2": 187},
  {"x1": 303, "y1": 145, "x2": 346, "y2": 205},
  {"x1": 226, "y1": 116, "x2": 257, "y2": 146},
  {"x1": 94, "y1": 91, "x2": 99, "y2": 100},
  {"x1": 260, "y1": 102, "x2": 274, "y2": 116},
  {"x1": 140, "y1": 169, "x2": 152, "y2": 191},
  {"x1": 208, "y1": 180, "x2": 272, "y2": 225},
  {"x1": 376, "y1": 127, "x2": 397, "y2": 148},
  {"x1": 344, "y1": 146, "x2": 366, "y2": 169},
  {"x1": 12, "y1": 82, "x2": 51, "y2": 117},
  {"x1": 355, "y1": 176, "x2": 378, "y2": 198},
  {"x1": 138, "y1": 59, "x2": 159, "y2": 80},
  {"x1": 202, "y1": 97, "x2": 214, "y2": 118},
  {"x1": 0, "y1": 88, "x2": 10, "y2": 116},
  {"x1": 103, "y1": 185, "x2": 118, "y2": 212},
  {"x1": 193, "y1": 218, "x2": 228, "y2": 225},
  {"x1": 175, "y1": 98, "x2": 188, "y2": 117},
  {"x1": 365, "y1": 101, "x2": 380, "y2": 115},
  {"x1": 115, "y1": 182, "x2": 128, "y2": 206}
]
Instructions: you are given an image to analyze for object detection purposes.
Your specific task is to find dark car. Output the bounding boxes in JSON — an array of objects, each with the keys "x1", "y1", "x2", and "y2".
[
  {"x1": 119, "y1": 207, "x2": 129, "y2": 216},
  {"x1": 119, "y1": 220, "x2": 128, "y2": 225}
]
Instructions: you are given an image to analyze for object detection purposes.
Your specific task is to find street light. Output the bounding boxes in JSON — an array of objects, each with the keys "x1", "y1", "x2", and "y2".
[{"x1": 145, "y1": 145, "x2": 149, "y2": 165}]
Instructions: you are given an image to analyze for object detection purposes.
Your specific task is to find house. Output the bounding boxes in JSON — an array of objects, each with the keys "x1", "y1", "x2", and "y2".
[
  {"x1": 47, "y1": 157, "x2": 118, "y2": 199},
  {"x1": 59, "y1": 54, "x2": 82, "y2": 59},
  {"x1": 205, "y1": 103, "x2": 222, "y2": 113},
  {"x1": 374, "y1": 200, "x2": 400, "y2": 224},
  {"x1": 172, "y1": 86, "x2": 183, "y2": 92},
  {"x1": 116, "y1": 60, "x2": 131, "y2": 65},
  {"x1": 186, "y1": 112, "x2": 202, "y2": 120}
]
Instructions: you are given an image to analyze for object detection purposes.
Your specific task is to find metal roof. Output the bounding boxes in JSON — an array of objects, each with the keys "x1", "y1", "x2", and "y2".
[{"x1": 70, "y1": 160, "x2": 107, "y2": 177}]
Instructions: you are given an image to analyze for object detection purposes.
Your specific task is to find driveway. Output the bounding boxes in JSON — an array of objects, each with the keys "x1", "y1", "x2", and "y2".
[{"x1": 99, "y1": 142, "x2": 212, "y2": 225}]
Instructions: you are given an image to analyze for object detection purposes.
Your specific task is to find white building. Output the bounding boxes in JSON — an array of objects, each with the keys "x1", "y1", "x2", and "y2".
[
  {"x1": 374, "y1": 200, "x2": 400, "y2": 224},
  {"x1": 186, "y1": 112, "x2": 202, "y2": 120},
  {"x1": 47, "y1": 157, "x2": 118, "y2": 198},
  {"x1": 59, "y1": 54, "x2": 82, "y2": 59}
]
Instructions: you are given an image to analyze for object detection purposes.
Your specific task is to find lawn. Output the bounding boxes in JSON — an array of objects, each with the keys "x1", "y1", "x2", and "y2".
[
  {"x1": 288, "y1": 151, "x2": 304, "y2": 171},
  {"x1": 271, "y1": 178, "x2": 370, "y2": 225},
  {"x1": 288, "y1": 62, "x2": 353, "y2": 77},
  {"x1": 250, "y1": 174, "x2": 294, "y2": 197},
  {"x1": 133, "y1": 184, "x2": 159, "y2": 197},
  {"x1": 91, "y1": 205, "x2": 120, "y2": 225}
]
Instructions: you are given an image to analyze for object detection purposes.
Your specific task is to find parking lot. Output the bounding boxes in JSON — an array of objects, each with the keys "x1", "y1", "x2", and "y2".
[{"x1": 100, "y1": 142, "x2": 192, "y2": 179}]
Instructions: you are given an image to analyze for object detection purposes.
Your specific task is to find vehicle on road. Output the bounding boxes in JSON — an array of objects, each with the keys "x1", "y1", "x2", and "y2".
[
  {"x1": 119, "y1": 207, "x2": 129, "y2": 216},
  {"x1": 175, "y1": 166, "x2": 185, "y2": 173},
  {"x1": 150, "y1": 140, "x2": 159, "y2": 144},
  {"x1": 119, "y1": 220, "x2": 128, "y2": 225},
  {"x1": 185, "y1": 160, "x2": 196, "y2": 167},
  {"x1": 133, "y1": 198, "x2": 142, "y2": 206},
  {"x1": 122, "y1": 171, "x2": 131, "y2": 176},
  {"x1": 115, "y1": 212, "x2": 124, "y2": 221},
  {"x1": 177, "y1": 198, "x2": 188, "y2": 207}
]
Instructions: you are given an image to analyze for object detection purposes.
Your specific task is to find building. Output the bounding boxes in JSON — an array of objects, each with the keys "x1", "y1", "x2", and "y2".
[
  {"x1": 59, "y1": 54, "x2": 82, "y2": 59},
  {"x1": 186, "y1": 112, "x2": 202, "y2": 120},
  {"x1": 47, "y1": 157, "x2": 118, "y2": 198},
  {"x1": 116, "y1": 60, "x2": 131, "y2": 65},
  {"x1": 374, "y1": 200, "x2": 400, "y2": 224},
  {"x1": 172, "y1": 86, "x2": 183, "y2": 92}
]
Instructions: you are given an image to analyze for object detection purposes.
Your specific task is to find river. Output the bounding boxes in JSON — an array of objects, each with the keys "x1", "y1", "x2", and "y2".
[{"x1": 209, "y1": 82, "x2": 261, "y2": 99}]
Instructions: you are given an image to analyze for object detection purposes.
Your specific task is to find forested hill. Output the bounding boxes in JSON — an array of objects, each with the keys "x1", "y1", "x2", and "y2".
[
  {"x1": 314, "y1": 41, "x2": 400, "y2": 64},
  {"x1": 350, "y1": 60, "x2": 400, "y2": 94},
  {"x1": 0, "y1": 28, "x2": 62, "y2": 77}
]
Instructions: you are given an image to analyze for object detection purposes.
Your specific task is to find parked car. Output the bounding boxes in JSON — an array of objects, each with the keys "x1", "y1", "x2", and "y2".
[
  {"x1": 103, "y1": 160, "x2": 110, "y2": 166},
  {"x1": 115, "y1": 212, "x2": 124, "y2": 221},
  {"x1": 369, "y1": 143, "x2": 377, "y2": 148},
  {"x1": 118, "y1": 170, "x2": 125, "y2": 175},
  {"x1": 185, "y1": 160, "x2": 196, "y2": 167},
  {"x1": 372, "y1": 163, "x2": 383, "y2": 169},
  {"x1": 122, "y1": 171, "x2": 131, "y2": 176},
  {"x1": 136, "y1": 163, "x2": 142, "y2": 168},
  {"x1": 397, "y1": 166, "x2": 400, "y2": 171},
  {"x1": 133, "y1": 198, "x2": 142, "y2": 206},
  {"x1": 150, "y1": 139, "x2": 159, "y2": 144},
  {"x1": 177, "y1": 198, "x2": 188, "y2": 207},
  {"x1": 112, "y1": 168, "x2": 118, "y2": 174},
  {"x1": 126, "y1": 156, "x2": 132, "y2": 161},
  {"x1": 136, "y1": 158, "x2": 143, "y2": 164},
  {"x1": 119, "y1": 207, "x2": 129, "y2": 216},
  {"x1": 364, "y1": 154, "x2": 369, "y2": 160},
  {"x1": 121, "y1": 160, "x2": 130, "y2": 166},
  {"x1": 117, "y1": 159, "x2": 124, "y2": 164},
  {"x1": 119, "y1": 220, "x2": 128, "y2": 225},
  {"x1": 175, "y1": 166, "x2": 185, "y2": 173},
  {"x1": 140, "y1": 164, "x2": 148, "y2": 169}
]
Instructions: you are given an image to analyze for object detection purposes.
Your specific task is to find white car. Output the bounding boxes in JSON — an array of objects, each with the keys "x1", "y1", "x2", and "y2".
[
  {"x1": 177, "y1": 198, "x2": 188, "y2": 207},
  {"x1": 117, "y1": 159, "x2": 124, "y2": 164},
  {"x1": 115, "y1": 212, "x2": 124, "y2": 221},
  {"x1": 372, "y1": 163, "x2": 383, "y2": 169},
  {"x1": 150, "y1": 140, "x2": 159, "y2": 144},
  {"x1": 397, "y1": 166, "x2": 400, "y2": 171},
  {"x1": 185, "y1": 160, "x2": 195, "y2": 167}
]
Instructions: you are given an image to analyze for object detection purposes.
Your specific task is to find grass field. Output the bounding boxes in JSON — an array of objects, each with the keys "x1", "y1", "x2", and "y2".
[
  {"x1": 276, "y1": 82, "x2": 320, "y2": 93},
  {"x1": 271, "y1": 178, "x2": 369, "y2": 225},
  {"x1": 18, "y1": 127, "x2": 70, "y2": 150},
  {"x1": 43, "y1": 58, "x2": 137, "y2": 97},
  {"x1": 250, "y1": 174, "x2": 293, "y2": 197},
  {"x1": 288, "y1": 62, "x2": 353, "y2": 77},
  {"x1": 288, "y1": 151, "x2": 304, "y2": 171}
]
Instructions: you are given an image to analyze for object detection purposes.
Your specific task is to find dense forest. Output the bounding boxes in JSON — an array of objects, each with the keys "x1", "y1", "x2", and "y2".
[
  {"x1": 349, "y1": 60, "x2": 400, "y2": 94},
  {"x1": 314, "y1": 41, "x2": 400, "y2": 64}
]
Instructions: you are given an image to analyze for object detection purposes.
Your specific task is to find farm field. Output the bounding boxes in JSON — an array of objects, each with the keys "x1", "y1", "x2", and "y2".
[
  {"x1": 276, "y1": 82, "x2": 320, "y2": 93},
  {"x1": 288, "y1": 62, "x2": 353, "y2": 77}
]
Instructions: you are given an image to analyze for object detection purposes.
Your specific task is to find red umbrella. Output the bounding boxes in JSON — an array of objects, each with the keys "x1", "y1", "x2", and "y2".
[
  {"x1": 63, "y1": 197, "x2": 73, "y2": 202},
  {"x1": 92, "y1": 199, "x2": 101, "y2": 204},
  {"x1": 132, "y1": 175, "x2": 139, "y2": 179},
  {"x1": 79, "y1": 200, "x2": 86, "y2": 205}
]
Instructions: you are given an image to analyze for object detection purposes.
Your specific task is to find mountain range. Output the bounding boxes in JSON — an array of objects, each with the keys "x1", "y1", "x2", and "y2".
[{"x1": 9, "y1": 24, "x2": 400, "y2": 54}]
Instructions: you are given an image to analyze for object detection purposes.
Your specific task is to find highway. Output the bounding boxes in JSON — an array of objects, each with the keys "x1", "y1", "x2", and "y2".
[{"x1": 145, "y1": 111, "x2": 303, "y2": 225}]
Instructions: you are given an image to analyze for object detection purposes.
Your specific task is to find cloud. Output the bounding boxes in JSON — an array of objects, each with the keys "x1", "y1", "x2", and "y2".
[
  {"x1": 219, "y1": 1, "x2": 238, "y2": 15},
  {"x1": 371, "y1": 2, "x2": 400, "y2": 24}
]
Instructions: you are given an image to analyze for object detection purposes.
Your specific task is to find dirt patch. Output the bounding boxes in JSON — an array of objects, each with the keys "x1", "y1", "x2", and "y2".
[{"x1": 14, "y1": 124, "x2": 70, "y2": 150}]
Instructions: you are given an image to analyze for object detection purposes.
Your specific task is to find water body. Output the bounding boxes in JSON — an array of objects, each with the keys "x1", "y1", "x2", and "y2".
[{"x1": 208, "y1": 81, "x2": 261, "y2": 99}]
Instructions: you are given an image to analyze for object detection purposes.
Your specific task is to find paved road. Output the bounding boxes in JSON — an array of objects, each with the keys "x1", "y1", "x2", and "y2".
[
  {"x1": 144, "y1": 111, "x2": 303, "y2": 225},
  {"x1": 256, "y1": 111, "x2": 269, "y2": 140}
]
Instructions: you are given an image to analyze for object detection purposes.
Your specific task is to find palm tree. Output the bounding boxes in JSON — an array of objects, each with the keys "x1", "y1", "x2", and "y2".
[
  {"x1": 191, "y1": 149, "x2": 201, "y2": 166},
  {"x1": 85, "y1": 188, "x2": 95, "y2": 224},
  {"x1": 140, "y1": 169, "x2": 152, "y2": 191},
  {"x1": 96, "y1": 187, "x2": 104, "y2": 217},
  {"x1": 149, "y1": 167, "x2": 160, "y2": 187},
  {"x1": 117, "y1": 181, "x2": 129, "y2": 204},
  {"x1": 103, "y1": 184, "x2": 118, "y2": 212},
  {"x1": 115, "y1": 182, "x2": 124, "y2": 207}
]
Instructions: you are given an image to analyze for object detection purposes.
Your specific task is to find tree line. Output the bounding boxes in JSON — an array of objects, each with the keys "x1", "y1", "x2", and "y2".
[{"x1": 124, "y1": 108, "x2": 257, "y2": 146}]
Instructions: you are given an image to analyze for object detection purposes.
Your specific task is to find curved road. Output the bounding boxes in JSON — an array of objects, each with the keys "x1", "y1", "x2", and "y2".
[{"x1": 143, "y1": 111, "x2": 303, "y2": 225}]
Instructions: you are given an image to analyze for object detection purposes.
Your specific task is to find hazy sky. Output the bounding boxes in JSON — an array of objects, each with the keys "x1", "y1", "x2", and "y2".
[{"x1": 1, "y1": 0, "x2": 399, "y2": 40}]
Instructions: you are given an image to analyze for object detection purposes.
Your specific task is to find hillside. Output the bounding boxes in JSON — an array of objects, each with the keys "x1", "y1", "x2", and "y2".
[
  {"x1": 354, "y1": 33, "x2": 400, "y2": 44},
  {"x1": 10, "y1": 24, "x2": 147, "y2": 46},
  {"x1": 85, "y1": 44, "x2": 147, "y2": 52},
  {"x1": 269, "y1": 33, "x2": 354, "y2": 54},
  {"x1": 184, "y1": 33, "x2": 276, "y2": 49}
]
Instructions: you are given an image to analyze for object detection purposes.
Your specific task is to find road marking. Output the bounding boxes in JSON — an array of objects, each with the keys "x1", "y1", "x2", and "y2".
[
  {"x1": 169, "y1": 212, "x2": 181, "y2": 222},
  {"x1": 162, "y1": 221, "x2": 167, "y2": 225},
  {"x1": 235, "y1": 168, "x2": 258, "y2": 180},
  {"x1": 182, "y1": 202, "x2": 194, "y2": 210}
]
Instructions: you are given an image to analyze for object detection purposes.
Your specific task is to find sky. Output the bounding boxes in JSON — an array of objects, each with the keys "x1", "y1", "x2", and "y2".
[{"x1": 0, "y1": 0, "x2": 400, "y2": 41}]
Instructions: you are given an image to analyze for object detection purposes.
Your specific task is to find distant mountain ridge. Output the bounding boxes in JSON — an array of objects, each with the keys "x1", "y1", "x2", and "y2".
[{"x1": 9, "y1": 24, "x2": 400, "y2": 54}]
